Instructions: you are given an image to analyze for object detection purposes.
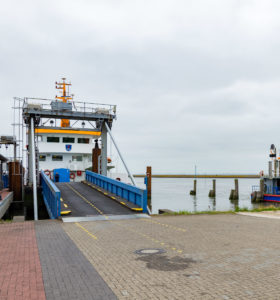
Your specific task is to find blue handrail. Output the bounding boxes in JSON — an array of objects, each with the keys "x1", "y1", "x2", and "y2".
[
  {"x1": 85, "y1": 170, "x2": 148, "y2": 213},
  {"x1": 41, "y1": 171, "x2": 61, "y2": 219}
]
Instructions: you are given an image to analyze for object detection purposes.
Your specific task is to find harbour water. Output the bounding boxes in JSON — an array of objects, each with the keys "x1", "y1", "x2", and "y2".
[{"x1": 135, "y1": 177, "x2": 279, "y2": 214}]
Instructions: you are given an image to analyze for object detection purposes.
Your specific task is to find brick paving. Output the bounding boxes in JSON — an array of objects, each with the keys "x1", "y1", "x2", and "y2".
[
  {"x1": 35, "y1": 220, "x2": 116, "y2": 300},
  {"x1": 63, "y1": 214, "x2": 280, "y2": 299},
  {"x1": 3, "y1": 214, "x2": 280, "y2": 299},
  {"x1": 0, "y1": 222, "x2": 45, "y2": 300}
]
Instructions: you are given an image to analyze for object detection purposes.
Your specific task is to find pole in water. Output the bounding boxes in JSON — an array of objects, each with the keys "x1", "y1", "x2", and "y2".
[
  {"x1": 190, "y1": 179, "x2": 197, "y2": 195},
  {"x1": 254, "y1": 179, "x2": 264, "y2": 202},
  {"x1": 208, "y1": 179, "x2": 216, "y2": 198},
  {"x1": 229, "y1": 178, "x2": 239, "y2": 200}
]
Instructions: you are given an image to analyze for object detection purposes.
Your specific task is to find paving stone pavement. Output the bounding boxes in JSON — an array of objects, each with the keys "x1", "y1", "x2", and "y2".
[
  {"x1": 35, "y1": 220, "x2": 116, "y2": 300},
  {"x1": 62, "y1": 214, "x2": 280, "y2": 299},
  {"x1": 0, "y1": 222, "x2": 45, "y2": 300}
]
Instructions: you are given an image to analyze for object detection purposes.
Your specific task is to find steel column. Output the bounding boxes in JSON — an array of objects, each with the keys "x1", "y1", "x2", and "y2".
[
  {"x1": 28, "y1": 125, "x2": 33, "y2": 185},
  {"x1": 30, "y1": 118, "x2": 38, "y2": 220}
]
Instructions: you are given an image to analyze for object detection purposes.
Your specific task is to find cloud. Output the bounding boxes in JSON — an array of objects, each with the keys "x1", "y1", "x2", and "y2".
[{"x1": 0, "y1": 0, "x2": 279, "y2": 173}]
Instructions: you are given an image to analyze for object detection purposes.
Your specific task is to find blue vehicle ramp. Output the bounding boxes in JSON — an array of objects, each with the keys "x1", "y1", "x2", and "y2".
[
  {"x1": 41, "y1": 170, "x2": 149, "y2": 220},
  {"x1": 57, "y1": 182, "x2": 135, "y2": 217}
]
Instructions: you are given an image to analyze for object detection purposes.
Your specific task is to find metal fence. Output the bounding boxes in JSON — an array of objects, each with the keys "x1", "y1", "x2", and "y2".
[
  {"x1": 252, "y1": 185, "x2": 260, "y2": 192},
  {"x1": 41, "y1": 171, "x2": 61, "y2": 219},
  {"x1": 23, "y1": 97, "x2": 116, "y2": 117},
  {"x1": 85, "y1": 170, "x2": 148, "y2": 213}
]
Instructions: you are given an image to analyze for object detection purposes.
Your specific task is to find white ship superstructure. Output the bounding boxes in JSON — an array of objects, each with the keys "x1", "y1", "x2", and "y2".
[
  {"x1": 36, "y1": 127, "x2": 100, "y2": 181},
  {"x1": 22, "y1": 78, "x2": 116, "y2": 183}
]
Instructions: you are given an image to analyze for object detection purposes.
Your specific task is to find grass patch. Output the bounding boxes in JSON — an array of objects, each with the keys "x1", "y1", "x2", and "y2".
[
  {"x1": 0, "y1": 219, "x2": 12, "y2": 224},
  {"x1": 163, "y1": 205, "x2": 280, "y2": 216}
]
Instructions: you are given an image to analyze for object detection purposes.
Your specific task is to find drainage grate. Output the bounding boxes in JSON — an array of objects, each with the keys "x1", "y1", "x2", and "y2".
[{"x1": 134, "y1": 248, "x2": 166, "y2": 255}]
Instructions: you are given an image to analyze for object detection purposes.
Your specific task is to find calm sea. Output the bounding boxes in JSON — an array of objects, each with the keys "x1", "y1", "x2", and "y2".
[{"x1": 134, "y1": 177, "x2": 278, "y2": 214}]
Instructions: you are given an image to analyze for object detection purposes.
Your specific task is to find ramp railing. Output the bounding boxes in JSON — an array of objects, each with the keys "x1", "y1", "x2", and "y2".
[
  {"x1": 85, "y1": 170, "x2": 148, "y2": 213},
  {"x1": 41, "y1": 171, "x2": 61, "y2": 219}
]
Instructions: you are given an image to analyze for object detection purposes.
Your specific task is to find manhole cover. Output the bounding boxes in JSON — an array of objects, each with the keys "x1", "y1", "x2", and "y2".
[{"x1": 135, "y1": 248, "x2": 166, "y2": 255}]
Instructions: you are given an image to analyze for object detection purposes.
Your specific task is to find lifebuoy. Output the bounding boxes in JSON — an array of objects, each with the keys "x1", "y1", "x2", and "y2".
[
  {"x1": 107, "y1": 157, "x2": 112, "y2": 163},
  {"x1": 44, "y1": 169, "x2": 51, "y2": 176},
  {"x1": 70, "y1": 172, "x2": 75, "y2": 180}
]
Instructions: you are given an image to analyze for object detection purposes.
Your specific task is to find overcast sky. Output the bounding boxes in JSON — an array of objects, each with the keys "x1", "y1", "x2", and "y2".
[{"x1": 1, "y1": 0, "x2": 280, "y2": 174}]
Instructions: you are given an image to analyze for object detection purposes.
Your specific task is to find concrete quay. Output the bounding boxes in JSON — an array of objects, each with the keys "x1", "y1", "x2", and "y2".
[{"x1": 1, "y1": 214, "x2": 280, "y2": 299}]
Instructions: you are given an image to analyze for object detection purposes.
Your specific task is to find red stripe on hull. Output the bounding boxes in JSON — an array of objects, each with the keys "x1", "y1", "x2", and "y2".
[{"x1": 263, "y1": 194, "x2": 280, "y2": 198}]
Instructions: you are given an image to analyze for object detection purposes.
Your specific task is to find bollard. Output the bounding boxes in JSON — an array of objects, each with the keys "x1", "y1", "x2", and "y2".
[
  {"x1": 229, "y1": 179, "x2": 239, "y2": 200},
  {"x1": 208, "y1": 179, "x2": 216, "y2": 197},
  {"x1": 251, "y1": 191, "x2": 257, "y2": 202},
  {"x1": 190, "y1": 179, "x2": 197, "y2": 195}
]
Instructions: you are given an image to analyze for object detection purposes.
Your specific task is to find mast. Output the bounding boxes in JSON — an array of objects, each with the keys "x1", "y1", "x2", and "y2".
[{"x1": 55, "y1": 78, "x2": 72, "y2": 127}]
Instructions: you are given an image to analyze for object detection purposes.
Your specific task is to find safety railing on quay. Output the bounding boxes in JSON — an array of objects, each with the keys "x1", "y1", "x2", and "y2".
[
  {"x1": 85, "y1": 170, "x2": 148, "y2": 213},
  {"x1": 41, "y1": 170, "x2": 61, "y2": 219}
]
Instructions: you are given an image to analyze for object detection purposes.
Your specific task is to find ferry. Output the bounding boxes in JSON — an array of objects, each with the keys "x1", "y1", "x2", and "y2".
[
  {"x1": 35, "y1": 79, "x2": 117, "y2": 182},
  {"x1": 252, "y1": 144, "x2": 280, "y2": 202}
]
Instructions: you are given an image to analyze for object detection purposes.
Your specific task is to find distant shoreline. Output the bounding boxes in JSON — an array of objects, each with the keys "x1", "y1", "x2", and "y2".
[{"x1": 133, "y1": 174, "x2": 260, "y2": 179}]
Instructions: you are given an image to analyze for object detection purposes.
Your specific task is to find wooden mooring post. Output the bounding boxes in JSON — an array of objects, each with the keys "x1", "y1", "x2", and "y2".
[
  {"x1": 190, "y1": 180, "x2": 197, "y2": 195},
  {"x1": 229, "y1": 179, "x2": 239, "y2": 200},
  {"x1": 252, "y1": 179, "x2": 264, "y2": 202},
  {"x1": 208, "y1": 179, "x2": 216, "y2": 198},
  {"x1": 146, "y1": 166, "x2": 152, "y2": 211}
]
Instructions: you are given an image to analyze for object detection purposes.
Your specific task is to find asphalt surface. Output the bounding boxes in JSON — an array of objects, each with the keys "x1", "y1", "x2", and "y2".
[{"x1": 56, "y1": 182, "x2": 133, "y2": 217}]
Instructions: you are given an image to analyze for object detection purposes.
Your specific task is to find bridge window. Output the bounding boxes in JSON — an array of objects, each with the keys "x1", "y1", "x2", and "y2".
[
  {"x1": 47, "y1": 137, "x2": 59, "y2": 143},
  {"x1": 72, "y1": 155, "x2": 83, "y2": 161},
  {"x1": 63, "y1": 137, "x2": 75, "y2": 143},
  {"x1": 39, "y1": 155, "x2": 46, "y2": 161},
  {"x1": 52, "y1": 155, "x2": 63, "y2": 161},
  {"x1": 78, "y1": 138, "x2": 89, "y2": 144}
]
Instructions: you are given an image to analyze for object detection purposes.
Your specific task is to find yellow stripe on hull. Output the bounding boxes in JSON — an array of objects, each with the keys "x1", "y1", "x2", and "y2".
[{"x1": 35, "y1": 128, "x2": 101, "y2": 136}]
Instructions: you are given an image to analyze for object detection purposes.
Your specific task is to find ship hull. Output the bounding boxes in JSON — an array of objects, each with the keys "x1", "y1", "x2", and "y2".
[{"x1": 263, "y1": 194, "x2": 280, "y2": 202}]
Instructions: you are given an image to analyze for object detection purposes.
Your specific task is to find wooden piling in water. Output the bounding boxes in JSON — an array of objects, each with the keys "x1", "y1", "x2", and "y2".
[
  {"x1": 229, "y1": 179, "x2": 239, "y2": 200},
  {"x1": 235, "y1": 179, "x2": 239, "y2": 196},
  {"x1": 208, "y1": 179, "x2": 216, "y2": 197},
  {"x1": 253, "y1": 179, "x2": 264, "y2": 202},
  {"x1": 190, "y1": 180, "x2": 197, "y2": 195}
]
